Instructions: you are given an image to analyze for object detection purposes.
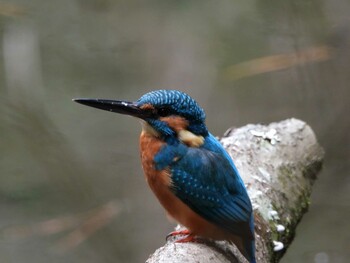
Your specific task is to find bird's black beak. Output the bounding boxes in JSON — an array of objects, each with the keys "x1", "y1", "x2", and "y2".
[{"x1": 73, "y1": 98, "x2": 152, "y2": 119}]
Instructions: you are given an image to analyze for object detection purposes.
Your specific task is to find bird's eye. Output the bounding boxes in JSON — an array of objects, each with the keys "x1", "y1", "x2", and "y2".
[{"x1": 157, "y1": 106, "x2": 172, "y2": 117}]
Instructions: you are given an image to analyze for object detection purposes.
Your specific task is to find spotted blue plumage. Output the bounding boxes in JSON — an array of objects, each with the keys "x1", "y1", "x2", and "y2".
[
  {"x1": 138, "y1": 90, "x2": 205, "y2": 122},
  {"x1": 154, "y1": 134, "x2": 256, "y2": 262},
  {"x1": 137, "y1": 90, "x2": 208, "y2": 137}
]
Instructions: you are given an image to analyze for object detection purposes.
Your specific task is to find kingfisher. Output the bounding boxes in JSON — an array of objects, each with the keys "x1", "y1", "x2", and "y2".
[{"x1": 74, "y1": 90, "x2": 256, "y2": 263}]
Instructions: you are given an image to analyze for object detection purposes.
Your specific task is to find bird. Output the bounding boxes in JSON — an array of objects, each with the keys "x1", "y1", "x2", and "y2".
[{"x1": 74, "y1": 90, "x2": 256, "y2": 263}]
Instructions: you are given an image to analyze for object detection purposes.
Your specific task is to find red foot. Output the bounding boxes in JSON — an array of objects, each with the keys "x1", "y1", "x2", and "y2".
[
  {"x1": 175, "y1": 234, "x2": 197, "y2": 243},
  {"x1": 167, "y1": 229, "x2": 191, "y2": 237},
  {"x1": 166, "y1": 229, "x2": 202, "y2": 243}
]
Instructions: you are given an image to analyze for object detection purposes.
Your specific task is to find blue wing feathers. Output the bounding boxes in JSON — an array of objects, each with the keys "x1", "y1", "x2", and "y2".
[{"x1": 154, "y1": 133, "x2": 254, "y2": 240}]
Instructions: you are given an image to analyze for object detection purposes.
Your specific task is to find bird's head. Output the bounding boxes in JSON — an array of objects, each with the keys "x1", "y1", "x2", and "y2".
[{"x1": 74, "y1": 90, "x2": 208, "y2": 146}]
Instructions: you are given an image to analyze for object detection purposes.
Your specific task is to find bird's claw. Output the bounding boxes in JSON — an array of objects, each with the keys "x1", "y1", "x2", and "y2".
[
  {"x1": 166, "y1": 229, "x2": 201, "y2": 243},
  {"x1": 166, "y1": 229, "x2": 190, "y2": 241}
]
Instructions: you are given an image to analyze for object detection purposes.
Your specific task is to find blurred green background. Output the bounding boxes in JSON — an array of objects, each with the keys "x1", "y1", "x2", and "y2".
[{"x1": 0, "y1": 0, "x2": 349, "y2": 262}]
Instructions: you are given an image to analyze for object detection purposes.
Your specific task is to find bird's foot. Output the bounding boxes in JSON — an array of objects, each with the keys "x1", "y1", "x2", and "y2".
[
  {"x1": 166, "y1": 229, "x2": 191, "y2": 238},
  {"x1": 166, "y1": 229, "x2": 201, "y2": 243},
  {"x1": 175, "y1": 233, "x2": 198, "y2": 243}
]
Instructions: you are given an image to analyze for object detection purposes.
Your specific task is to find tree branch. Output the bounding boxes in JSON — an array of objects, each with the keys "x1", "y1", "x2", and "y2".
[{"x1": 146, "y1": 118, "x2": 324, "y2": 263}]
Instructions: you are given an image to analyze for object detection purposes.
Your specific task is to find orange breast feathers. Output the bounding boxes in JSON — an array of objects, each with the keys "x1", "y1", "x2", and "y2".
[{"x1": 139, "y1": 130, "x2": 170, "y2": 186}]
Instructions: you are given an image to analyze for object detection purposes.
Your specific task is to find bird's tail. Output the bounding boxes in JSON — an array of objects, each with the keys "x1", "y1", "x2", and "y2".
[{"x1": 242, "y1": 238, "x2": 256, "y2": 263}]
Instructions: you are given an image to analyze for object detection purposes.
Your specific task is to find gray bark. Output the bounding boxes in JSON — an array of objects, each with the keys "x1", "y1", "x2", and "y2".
[{"x1": 146, "y1": 118, "x2": 324, "y2": 263}]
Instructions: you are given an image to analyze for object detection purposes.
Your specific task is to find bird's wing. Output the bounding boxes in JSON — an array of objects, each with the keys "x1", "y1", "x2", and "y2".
[{"x1": 169, "y1": 146, "x2": 254, "y2": 239}]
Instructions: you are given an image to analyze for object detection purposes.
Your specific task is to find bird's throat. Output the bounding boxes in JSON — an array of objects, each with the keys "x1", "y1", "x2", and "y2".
[{"x1": 141, "y1": 121, "x2": 160, "y2": 137}]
